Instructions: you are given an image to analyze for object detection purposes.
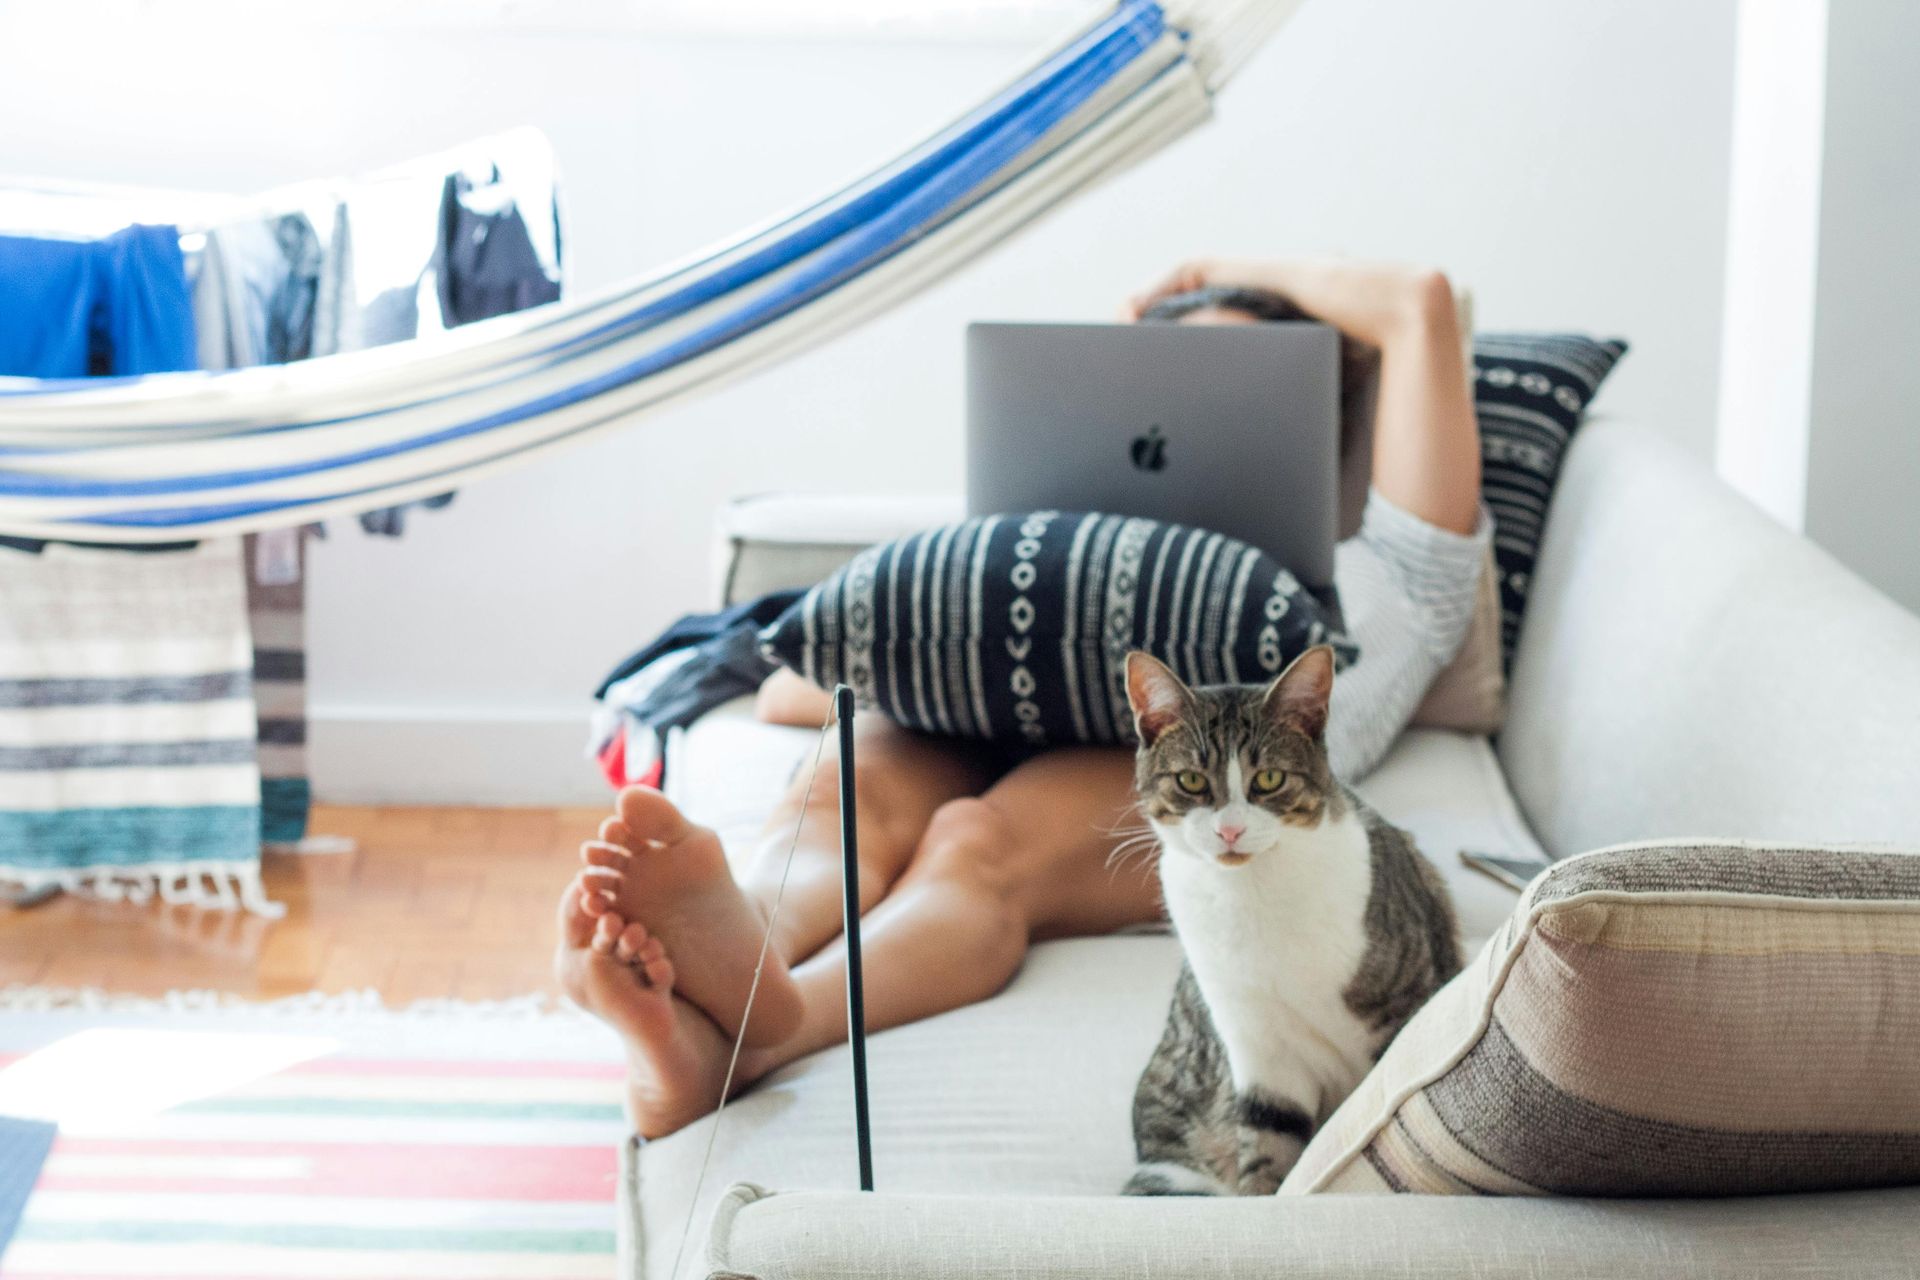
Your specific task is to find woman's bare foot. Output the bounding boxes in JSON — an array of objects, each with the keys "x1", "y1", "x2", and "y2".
[
  {"x1": 553, "y1": 871, "x2": 738, "y2": 1138},
  {"x1": 579, "y1": 788, "x2": 804, "y2": 1049}
]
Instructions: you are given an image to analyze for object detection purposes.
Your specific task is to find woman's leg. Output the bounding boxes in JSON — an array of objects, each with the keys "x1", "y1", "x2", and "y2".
[
  {"x1": 575, "y1": 714, "x2": 991, "y2": 1048},
  {"x1": 734, "y1": 715, "x2": 998, "y2": 966},
  {"x1": 555, "y1": 742, "x2": 1159, "y2": 1135},
  {"x1": 733, "y1": 745, "x2": 1161, "y2": 1077}
]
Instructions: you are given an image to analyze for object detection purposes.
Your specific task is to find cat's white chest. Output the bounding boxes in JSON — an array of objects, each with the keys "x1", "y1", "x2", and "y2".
[{"x1": 1159, "y1": 811, "x2": 1378, "y2": 1119}]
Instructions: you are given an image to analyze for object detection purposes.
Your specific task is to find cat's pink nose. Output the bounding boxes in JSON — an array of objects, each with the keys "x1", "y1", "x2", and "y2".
[{"x1": 1216, "y1": 823, "x2": 1246, "y2": 848}]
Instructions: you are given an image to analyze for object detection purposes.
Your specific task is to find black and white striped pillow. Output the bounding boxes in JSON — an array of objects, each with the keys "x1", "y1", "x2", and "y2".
[
  {"x1": 1473, "y1": 333, "x2": 1627, "y2": 670},
  {"x1": 759, "y1": 511, "x2": 1354, "y2": 749}
]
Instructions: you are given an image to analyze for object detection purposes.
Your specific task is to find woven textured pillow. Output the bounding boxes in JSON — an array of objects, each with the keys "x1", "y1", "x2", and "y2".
[
  {"x1": 1280, "y1": 839, "x2": 1920, "y2": 1198},
  {"x1": 1473, "y1": 333, "x2": 1627, "y2": 671},
  {"x1": 760, "y1": 510, "x2": 1353, "y2": 748}
]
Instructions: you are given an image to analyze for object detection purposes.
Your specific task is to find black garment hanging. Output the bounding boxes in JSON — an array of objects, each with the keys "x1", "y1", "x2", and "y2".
[{"x1": 436, "y1": 165, "x2": 562, "y2": 326}]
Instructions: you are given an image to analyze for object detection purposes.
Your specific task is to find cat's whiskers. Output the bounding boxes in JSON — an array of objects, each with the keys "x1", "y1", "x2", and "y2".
[{"x1": 1105, "y1": 823, "x2": 1162, "y2": 875}]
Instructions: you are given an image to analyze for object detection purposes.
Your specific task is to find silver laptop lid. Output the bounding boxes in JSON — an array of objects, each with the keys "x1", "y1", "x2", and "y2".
[{"x1": 965, "y1": 321, "x2": 1339, "y2": 588}]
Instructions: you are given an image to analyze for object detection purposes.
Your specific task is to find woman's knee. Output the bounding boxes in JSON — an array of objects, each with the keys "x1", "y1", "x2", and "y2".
[
  {"x1": 908, "y1": 798, "x2": 1031, "y2": 975},
  {"x1": 914, "y1": 797, "x2": 1026, "y2": 901}
]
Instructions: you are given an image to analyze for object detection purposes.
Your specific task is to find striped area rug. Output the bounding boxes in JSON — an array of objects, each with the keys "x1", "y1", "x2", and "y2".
[{"x1": 0, "y1": 992, "x2": 630, "y2": 1278}]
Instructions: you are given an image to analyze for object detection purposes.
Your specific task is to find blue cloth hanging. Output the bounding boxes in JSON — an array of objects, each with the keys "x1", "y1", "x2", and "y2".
[{"x1": 0, "y1": 224, "x2": 195, "y2": 378}]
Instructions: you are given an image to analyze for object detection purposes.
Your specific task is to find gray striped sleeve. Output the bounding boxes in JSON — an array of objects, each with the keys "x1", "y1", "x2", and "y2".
[
  {"x1": 1324, "y1": 491, "x2": 1493, "y2": 782},
  {"x1": 1356, "y1": 492, "x2": 1493, "y2": 664}
]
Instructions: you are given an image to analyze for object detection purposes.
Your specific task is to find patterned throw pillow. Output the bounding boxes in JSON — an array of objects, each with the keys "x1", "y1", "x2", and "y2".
[
  {"x1": 1473, "y1": 334, "x2": 1627, "y2": 671},
  {"x1": 759, "y1": 511, "x2": 1353, "y2": 748},
  {"x1": 1281, "y1": 840, "x2": 1920, "y2": 1198}
]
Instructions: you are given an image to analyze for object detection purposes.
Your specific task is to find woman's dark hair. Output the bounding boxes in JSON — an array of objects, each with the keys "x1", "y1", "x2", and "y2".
[
  {"x1": 1137, "y1": 284, "x2": 1310, "y2": 326},
  {"x1": 1138, "y1": 285, "x2": 1376, "y2": 410}
]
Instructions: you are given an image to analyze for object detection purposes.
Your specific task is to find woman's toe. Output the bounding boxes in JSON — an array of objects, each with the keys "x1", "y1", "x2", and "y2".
[
  {"x1": 581, "y1": 840, "x2": 630, "y2": 869},
  {"x1": 614, "y1": 922, "x2": 649, "y2": 963},
  {"x1": 641, "y1": 955, "x2": 675, "y2": 990},
  {"x1": 591, "y1": 912, "x2": 624, "y2": 954}
]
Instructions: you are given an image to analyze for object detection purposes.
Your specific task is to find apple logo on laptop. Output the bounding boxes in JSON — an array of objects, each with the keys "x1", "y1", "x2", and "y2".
[{"x1": 1130, "y1": 425, "x2": 1168, "y2": 473}]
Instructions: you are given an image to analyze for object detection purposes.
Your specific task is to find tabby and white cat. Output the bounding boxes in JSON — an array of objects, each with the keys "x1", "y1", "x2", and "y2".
[{"x1": 1121, "y1": 646, "x2": 1460, "y2": 1196}]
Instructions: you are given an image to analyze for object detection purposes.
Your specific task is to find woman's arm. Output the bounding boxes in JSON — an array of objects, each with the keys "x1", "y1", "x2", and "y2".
[{"x1": 1129, "y1": 259, "x2": 1481, "y2": 535}]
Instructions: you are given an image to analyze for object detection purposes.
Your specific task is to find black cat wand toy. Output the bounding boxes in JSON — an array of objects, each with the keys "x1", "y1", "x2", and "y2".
[
  {"x1": 668, "y1": 683, "x2": 874, "y2": 1275},
  {"x1": 835, "y1": 684, "x2": 875, "y2": 1191}
]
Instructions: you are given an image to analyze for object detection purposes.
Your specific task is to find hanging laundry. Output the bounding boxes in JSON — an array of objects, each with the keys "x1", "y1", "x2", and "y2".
[
  {"x1": 306, "y1": 132, "x2": 565, "y2": 535},
  {"x1": 192, "y1": 212, "x2": 323, "y2": 369},
  {"x1": 244, "y1": 529, "x2": 313, "y2": 846},
  {"x1": 310, "y1": 173, "x2": 445, "y2": 357},
  {"x1": 0, "y1": 539, "x2": 277, "y2": 915},
  {"x1": 0, "y1": 223, "x2": 194, "y2": 378},
  {"x1": 356, "y1": 490, "x2": 455, "y2": 538},
  {"x1": 0, "y1": 223, "x2": 199, "y2": 560},
  {"x1": 437, "y1": 163, "x2": 562, "y2": 326}
]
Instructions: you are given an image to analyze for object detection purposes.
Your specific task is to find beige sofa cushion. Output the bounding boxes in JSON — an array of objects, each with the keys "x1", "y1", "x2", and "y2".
[
  {"x1": 1409, "y1": 543, "x2": 1505, "y2": 733},
  {"x1": 1282, "y1": 839, "x2": 1920, "y2": 1198}
]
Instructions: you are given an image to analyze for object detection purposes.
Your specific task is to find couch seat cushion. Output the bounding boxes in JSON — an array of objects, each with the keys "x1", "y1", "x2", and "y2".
[
  {"x1": 632, "y1": 934, "x2": 1184, "y2": 1280},
  {"x1": 631, "y1": 713, "x2": 1550, "y2": 1276}
]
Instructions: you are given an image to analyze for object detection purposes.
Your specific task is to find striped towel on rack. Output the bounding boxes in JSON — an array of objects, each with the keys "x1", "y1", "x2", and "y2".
[
  {"x1": 244, "y1": 530, "x2": 310, "y2": 847},
  {"x1": 0, "y1": 539, "x2": 277, "y2": 913}
]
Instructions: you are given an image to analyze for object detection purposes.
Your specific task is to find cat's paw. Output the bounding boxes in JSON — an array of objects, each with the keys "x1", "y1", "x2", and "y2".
[{"x1": 1121, "y1": 1161, "x2": 1231, "y2": 1196}]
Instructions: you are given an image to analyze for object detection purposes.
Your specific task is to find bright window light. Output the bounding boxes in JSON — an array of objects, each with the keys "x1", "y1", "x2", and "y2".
[{"x1": 0, "y1": 1030, "x2": 336, "y2": 1136}]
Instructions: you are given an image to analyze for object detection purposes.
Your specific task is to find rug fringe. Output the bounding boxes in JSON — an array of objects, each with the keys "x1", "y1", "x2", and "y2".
[
  {"x1": 0, "y1": 985, "x2": 583, "y2": 1020},
  {"x1": 1, "y1": 860, "x2": 285, "y2": 918}
]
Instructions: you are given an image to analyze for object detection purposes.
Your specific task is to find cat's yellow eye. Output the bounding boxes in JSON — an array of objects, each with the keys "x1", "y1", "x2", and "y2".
[
  {"x1": 1251, "y1": 769, "x2": 1287, "y2": 794},
  {"x1": 1175, "y1": 770, "x2": 1209, "y2": 795}
]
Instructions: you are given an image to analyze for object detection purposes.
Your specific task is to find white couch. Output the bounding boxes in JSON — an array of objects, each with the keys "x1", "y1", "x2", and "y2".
[{"x1": 621, "y1": 421, "x2": 1920, "y2": 1279}]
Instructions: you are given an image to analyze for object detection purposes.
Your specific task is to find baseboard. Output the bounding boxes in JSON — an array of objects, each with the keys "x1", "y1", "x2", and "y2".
[{"x1": 310, "y1": 707, "x2": 612, "y2": 807}]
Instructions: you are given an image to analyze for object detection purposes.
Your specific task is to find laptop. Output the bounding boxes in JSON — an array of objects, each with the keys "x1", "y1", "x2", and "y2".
[{"x1": 965, "y1": 321, "x2": 1340, "y2": 588}]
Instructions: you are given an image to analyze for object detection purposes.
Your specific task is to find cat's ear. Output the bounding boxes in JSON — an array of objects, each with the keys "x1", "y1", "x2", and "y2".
[
  {"x1": 1263, "y1": 645, "x2": 1334, "y2": 741},
  {"x1": 1125, "y1": 651, "x2": 1192, "y2": 746}
]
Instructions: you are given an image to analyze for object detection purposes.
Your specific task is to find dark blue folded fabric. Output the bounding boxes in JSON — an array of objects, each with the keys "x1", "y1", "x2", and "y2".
[
  {"x1": 594, "y1": 589, "x2": 803, "y2": 701},
  {"x1": 437, "y1": 168, "x2": 562, "y2": 326}
]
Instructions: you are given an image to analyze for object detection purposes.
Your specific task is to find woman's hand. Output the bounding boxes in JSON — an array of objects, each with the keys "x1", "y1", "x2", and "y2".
[{"x1": 1126, "y1": 257, "x2": 1457, "y2": 350}]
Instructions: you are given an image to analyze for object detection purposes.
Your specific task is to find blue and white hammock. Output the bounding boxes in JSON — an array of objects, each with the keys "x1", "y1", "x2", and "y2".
[{"x1": 0, "y1": 0, "x2": 1301, "y2": 541}]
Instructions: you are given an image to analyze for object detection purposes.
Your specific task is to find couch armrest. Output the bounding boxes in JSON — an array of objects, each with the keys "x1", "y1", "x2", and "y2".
[
  {"x1": 713, "y1": 492, "x2": 964, "y2": 607},
  {"x1": 1501, "y1": 420, "x2": 1920, "y2": 855},
  {"x1": 695, "y1": 1183, "x2": 1920, "y2": 1280}
]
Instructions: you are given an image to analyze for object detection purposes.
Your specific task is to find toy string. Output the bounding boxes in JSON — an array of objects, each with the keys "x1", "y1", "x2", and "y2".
[{"x1": 667, "y1": 689, "x2": 842, "y2": 1280}]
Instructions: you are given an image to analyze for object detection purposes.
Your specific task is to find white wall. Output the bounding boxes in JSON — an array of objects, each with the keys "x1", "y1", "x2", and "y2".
[
  {"x1": 1714, "y1": 0, "x2": 1920, "y2": 617},
  {"x1": 1802, "y1": 0, "x2": 1920, "y2": 617},
  {"x1": 0, "y1": 0, "x2": 1737, "y2": 803},
  {"x1": 1714, "y1": 0, "x2": 1828, "y2": 531}
]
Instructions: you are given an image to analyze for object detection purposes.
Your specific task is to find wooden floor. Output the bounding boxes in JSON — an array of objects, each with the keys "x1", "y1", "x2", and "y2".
[{"x1": 0, "y1": 805, "x2": 606, "y2": 1005}]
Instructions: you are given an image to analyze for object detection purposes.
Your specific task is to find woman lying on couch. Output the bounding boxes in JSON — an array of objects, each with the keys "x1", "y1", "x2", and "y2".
[{"x1": 554, "y1": 258, "x2": 1492, "y2": 1138}]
